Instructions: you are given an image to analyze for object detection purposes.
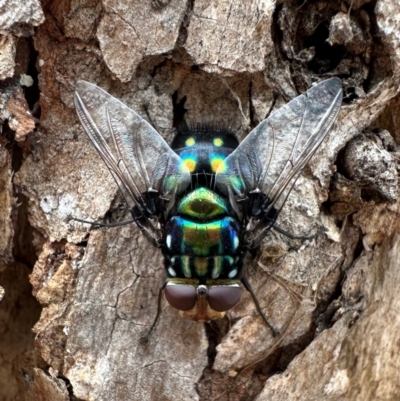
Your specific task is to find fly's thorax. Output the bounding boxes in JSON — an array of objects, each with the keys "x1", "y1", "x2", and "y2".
[
  {"x1": 172, "y1": 126, "x2": 238, "y2": 176},
  {"x1": 164, "y1": 278, "x2": 242, "y2": 322},
  {"x1": 178, "y1": 145, "x2": 230, "y2": 176}
]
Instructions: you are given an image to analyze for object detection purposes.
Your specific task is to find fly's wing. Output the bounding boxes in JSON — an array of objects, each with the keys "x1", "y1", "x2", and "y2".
[
  {"x1": 74, "y1": 80, "x2": 191, "y2": 241},
  {"x1": 215, "y1": 78, "x2": 342, "y2": 247}
]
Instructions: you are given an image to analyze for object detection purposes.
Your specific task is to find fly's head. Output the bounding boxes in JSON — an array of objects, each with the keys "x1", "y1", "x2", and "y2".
[{"x1": 164, "y1": 279, "x2": 242, "y2": 322}]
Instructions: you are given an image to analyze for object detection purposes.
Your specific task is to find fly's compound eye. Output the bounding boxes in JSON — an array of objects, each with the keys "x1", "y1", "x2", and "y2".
[
  {"x1": 164, "y1": 283, "x2": 197, "y2": 311},
  {"x1": 208, "y1": 285, "x2": 242, "y2": 312}
]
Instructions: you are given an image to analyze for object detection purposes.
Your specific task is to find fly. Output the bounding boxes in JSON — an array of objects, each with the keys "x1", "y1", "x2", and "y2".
[{"x1": 74, "y1": 78, "x2": 342, "y2": 336}]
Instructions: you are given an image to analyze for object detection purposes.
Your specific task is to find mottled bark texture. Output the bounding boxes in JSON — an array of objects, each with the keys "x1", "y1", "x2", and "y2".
[{"x1": 1, "y1": 0, "x2": 400, "y2": 400}]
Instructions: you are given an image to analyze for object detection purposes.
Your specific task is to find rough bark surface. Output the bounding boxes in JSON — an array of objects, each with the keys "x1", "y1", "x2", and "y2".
[{"x1": 1, "y1": 0, "x2": 400, "y2": 400}]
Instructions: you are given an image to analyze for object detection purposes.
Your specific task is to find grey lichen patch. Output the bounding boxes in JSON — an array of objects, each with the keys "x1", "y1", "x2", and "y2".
[{"x1": 185, "y1": 0, "x2": 275, "y2": 74}]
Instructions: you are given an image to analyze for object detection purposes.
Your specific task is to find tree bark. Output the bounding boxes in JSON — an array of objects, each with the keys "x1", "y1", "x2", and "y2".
[{"x1": 1, "y1": 0, "x2": 400, "y2": 400}]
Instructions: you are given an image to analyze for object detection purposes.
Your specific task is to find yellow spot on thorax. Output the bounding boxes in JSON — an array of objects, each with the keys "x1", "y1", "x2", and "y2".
[
  {"x1": 185, "y1": 137, "x2": 196, "y2": 147},
  {"x1": 181, "y1": 157, "x2": 197, "y2": 172},
  {"x1": 213, "y1": 137, "x2": 224, "y2": 147},
  {"x1": 210, "y1": 156, "x2": 226, "y2": 173}
]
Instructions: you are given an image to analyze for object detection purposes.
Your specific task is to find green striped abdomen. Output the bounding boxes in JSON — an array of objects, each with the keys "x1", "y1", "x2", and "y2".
[{"x1": 164, "y1": 187, "x2": 242, "y2": 280}]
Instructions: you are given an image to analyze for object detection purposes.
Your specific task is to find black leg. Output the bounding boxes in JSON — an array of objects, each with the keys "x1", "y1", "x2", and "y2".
[
  {"x1": 67, "y1": 215, "x2": 136, "y2": 228},
  {"x1": 68, "y1": 203, "x2": 163, "y2": 248},
  {"x1": 143, "y1": 281, "x2": 167, "y2": 341},
  {"x1": 241, "y1": 276, "x2": 279, "y2": 337},
  {"x1": 272, "y1": 223, "x2": 320, "y2": 240}
]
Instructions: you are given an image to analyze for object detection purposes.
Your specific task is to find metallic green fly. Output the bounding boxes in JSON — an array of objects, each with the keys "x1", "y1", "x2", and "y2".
[{"x1": 74, "y1": 78, "x2": 342, "y2": 335}]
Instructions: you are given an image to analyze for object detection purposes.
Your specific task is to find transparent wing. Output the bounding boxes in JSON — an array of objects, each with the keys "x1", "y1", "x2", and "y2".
[
  {"x1": 215, "y1": 78, "x2": 342, "y2": 245},
  {"x1": 74, "y1": 80, "x2": 191, "y2": 233}
]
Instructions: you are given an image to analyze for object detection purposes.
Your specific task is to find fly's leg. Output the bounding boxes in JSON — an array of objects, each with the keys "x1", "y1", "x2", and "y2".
[
  {"x1": 67, "y1": 207, "x2": 162, "y2": 248},
  {"x1": 141, "y1": 281, "x2": 167, "y2": 343},
  {"x1": 67, "y1": 215, "x2": 136, "y2": 227},
  {"x1": 241, "y1": 276, "x2": 279, "y2": 337},
  {"x1": 272, "y1": 224, "x2": 318, "y2": 240}
]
